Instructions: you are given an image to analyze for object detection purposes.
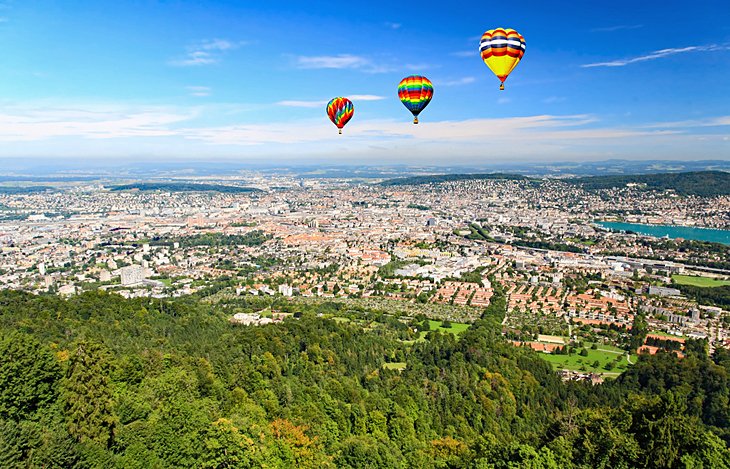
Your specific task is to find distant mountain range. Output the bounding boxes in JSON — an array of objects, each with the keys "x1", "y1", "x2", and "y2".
[{"x1": 0, "y1": 159, "x2": 728, "y2": 180}]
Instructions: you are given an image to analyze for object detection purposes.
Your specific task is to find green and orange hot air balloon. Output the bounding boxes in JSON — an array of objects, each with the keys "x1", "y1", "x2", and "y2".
[
  {"x1": 479, "y1": 28, "x2": 526, "y2": 90},
  {"x1": 398, "y1": 75, "x2": 433, "y2": 124},
  {"x1": 326, "y1": 97, "x2": 354, "y2": 134}
]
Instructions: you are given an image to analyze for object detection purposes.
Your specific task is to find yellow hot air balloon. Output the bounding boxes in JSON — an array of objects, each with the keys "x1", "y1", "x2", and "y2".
[{"x1": 480, "y1": 28, "x2": 525, "y2": 90}]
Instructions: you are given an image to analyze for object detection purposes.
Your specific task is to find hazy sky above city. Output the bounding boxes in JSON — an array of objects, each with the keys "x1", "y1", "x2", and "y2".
[{"x1": 0, "y1": 0, "x2": 728, "y2": 164}]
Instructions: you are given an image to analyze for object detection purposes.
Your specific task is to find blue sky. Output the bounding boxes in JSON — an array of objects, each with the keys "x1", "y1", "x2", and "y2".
[{"x1": 0, "y1": 0, "x2": 728, "y2": 164}]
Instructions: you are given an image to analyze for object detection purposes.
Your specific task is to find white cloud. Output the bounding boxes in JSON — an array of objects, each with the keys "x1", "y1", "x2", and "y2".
[
  {"x1": 438, "y1": 77, "x2": 475, "y2": 86},
  {"x1": 294, "y1": 54, "x2": 396, "y2": 73},
  {"x1": 385, "y1": 22, "x2": 401, "y2": 30},
  {"x1": 0, "y1": 103, "x2": 195, "y2": 141},
  {"x1": 582, "y1": 44, "x2": 730, "y2": 68},
  {"x1": 277, "y1": 95, "x2": 384, "y2": 108},
  {"x1": 348, "y1": 95, "x2": 385, "y2": 101},
  {"x1": 276, "y1": 100, "x2": 327, "y2": 108},
  {"x1": 590, "y1": 24, "x2": 643, "y2": 33},
  {"x1": 198, "y1": 39, "x2": 238, "y2": 51},
  {"x1": 451, "y1": 51, "x2": 476, "y2": 58},
  {"x1": 642, "y1": 116, "x2": 730, "y2": 129},
  {"x1": 187, "y1": 86, "x2": 211, "y2": 97},
  {"x1": 0, "y1": 102, "x2": 726, "y2": 163},
  {"x1": 170, "y1": 39, "x2": 245, "y2": 67},
  {"x1": 295, "y1": 54, "x2": 370, "y2": 69}
]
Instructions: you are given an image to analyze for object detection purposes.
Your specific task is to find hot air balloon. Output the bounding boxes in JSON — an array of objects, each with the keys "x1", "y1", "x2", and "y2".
[
  {"x1": 479, "y1": 28, "x2": 525, "y2": 90},
  {"x1": 398, "y1": 75, "x2": 433, "y2": 124},
  {"x1": 326, "y1": 97, "x2": 354, "y2": 134}
]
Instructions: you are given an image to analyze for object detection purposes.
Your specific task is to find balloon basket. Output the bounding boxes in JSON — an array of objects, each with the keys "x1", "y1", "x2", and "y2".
[
  {"x1": 499, "y1": 83, "x2": 505, "y2": 90},
  {"x1": 413, "y1": 117, "x2": 419, "y2": 124},
  {"x1": 338, "y1": 129, "x2": 342, "y2": 135}
]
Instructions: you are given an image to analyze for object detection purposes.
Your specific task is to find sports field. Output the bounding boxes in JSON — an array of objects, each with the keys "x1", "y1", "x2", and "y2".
[{"x1": 672, "y1": 275, "x2": 730, "y2": 288}]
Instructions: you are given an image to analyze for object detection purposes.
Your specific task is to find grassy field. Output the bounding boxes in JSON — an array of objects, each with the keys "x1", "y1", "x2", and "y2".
[
  {"x1": 537, "y1": 342, "x2": 633, "y2": 377},
  {"x1": 673, "y1": 275, "x2": 730, "y2": 288},
  {"x1": 417, "y1": 320, "x2": 470, "y2": 340}
]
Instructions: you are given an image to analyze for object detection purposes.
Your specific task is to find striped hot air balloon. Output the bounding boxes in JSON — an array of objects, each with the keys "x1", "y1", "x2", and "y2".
[
  {"x1": 479, "y1": 28, "x2": 526, "y2": 90},
  {"x1": 326, "y1": 97, "x2": 354, "y2": 134},
  {"x1": 398, "y1": 75, "x2": 433, "y2": 124}
]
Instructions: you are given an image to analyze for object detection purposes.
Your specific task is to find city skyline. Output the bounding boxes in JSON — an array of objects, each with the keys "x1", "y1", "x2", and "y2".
[{"x1": 0, "y1": 0, "x2": 728, "y2": 163}]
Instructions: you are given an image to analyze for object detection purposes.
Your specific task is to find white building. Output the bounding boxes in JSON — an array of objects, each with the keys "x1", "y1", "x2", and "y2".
[
  {"x1": 278, "y1": 284, "x2": 293, "y2": 297},
  {"x1": 120, "y1": 265, "x2": 146, "y2": 286}
]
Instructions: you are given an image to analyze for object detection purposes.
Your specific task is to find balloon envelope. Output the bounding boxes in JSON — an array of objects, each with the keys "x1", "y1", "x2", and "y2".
[
  {"x1": 398, "y1": 75, "x2": 433, "y2": 124},
  {"x1": 480, "y1": 28, "x2": 525, "y2": 89},
  {"x1": 326, "y1": 97, "x2": 354, "y2": 134}
]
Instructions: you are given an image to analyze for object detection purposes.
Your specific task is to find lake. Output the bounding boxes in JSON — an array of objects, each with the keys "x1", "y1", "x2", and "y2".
[{"x1": 596, "y1": 221, "x2": 730, "y2": 246}]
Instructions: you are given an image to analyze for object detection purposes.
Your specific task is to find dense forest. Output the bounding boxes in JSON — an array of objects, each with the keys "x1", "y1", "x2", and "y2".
[
  {"x1": 675, "y1": 284, "x2": 730, "y2": 309},
  {"x1": 110, "y1": 183, "x2": 261, "y2": 193},
  {"x1": 567, "y1": 171, "x2": 730, "y2": 197},
  {"x1": 148, "y1": 231, "x2": 272, "y2": 248},
  {"x1": 2, "y1": 288, "x2": 730, "y2": 467},
  {"x1": 0, "y1": 186, "x2": 56, "y2": 194},
  {"x1": 379, "y1": 173, "x2": 530, "y2": 186}
]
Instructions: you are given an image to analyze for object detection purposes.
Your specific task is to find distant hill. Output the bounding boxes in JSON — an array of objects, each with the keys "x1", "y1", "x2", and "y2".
[
  {"x1": 567, "y1": 171, "x2": 730, "y2": 197},
  {"x1": 0, "y1": 186, "x2": 55, "y2": 194},
  {"x1": 110, "y1": 183, "x2": 262, "y2": 193},
  {"x1": 379, "y1": 173, "x2": 530, "y2": 186},
  {"x1": 379, "y1": 170, "x2": 729, "y2": 197}
]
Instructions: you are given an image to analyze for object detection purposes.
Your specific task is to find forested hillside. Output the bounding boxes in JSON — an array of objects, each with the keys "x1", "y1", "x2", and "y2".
[
  {"x1": 1, "y1": 289, "x2": 730, "y2": 468},
  {"x1": 379, "y1": 170, "x2": 730, "y2": 197},
  {"x1": 566, "y1": 170, "x2": 730, "y2": 196},
  {"x1": 379, "y1": 173, "x2": 529, "y2": 186},
  {"x1": 110, "y1": 183, "x2": 261, "y2": 193}
]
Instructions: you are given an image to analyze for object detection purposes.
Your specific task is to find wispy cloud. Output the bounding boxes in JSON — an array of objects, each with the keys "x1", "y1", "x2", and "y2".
[
  {"x1": 438, "y1": 77, "x2": 475, "y2": 87},
  {"x1": 277, "y1": 95, "x2": 385, "y2": 108},
  {"x1": 349, "y1": 95, "x2": 386, "y2": 101},
  {"x1": 643, "y1": 116, "x2": 730, "y2": 129},
  {"x1": 295, "y1": 54, "x2": 370, "y2": 69},
  {"x1": 182, "y1": 114, "x2": 672, "y2": 149},
  {"x1": 384, "y1": 22, "x2": 401, "y2": 30},
  {"x1": 0, "y1": 103, "x2": 195, "y2": 141},
  {"x1": 543, "y1": 96, "x2": 567, "y2": 104},
  {"x1": 582, "y1": 44, "x2": 730, "y2": 68},
  {"x1": 451, "y1": 50, "x2": 476, "y2": 58},
  {"x1": 294, "y1": 54, "x2": 397, "y2": 73},
  {"x1": 170, "y1": 39, "x2": 245, "y2": 67},
  {"x1": 0, "y1": 105, "x2": 726, "y2": 163},
  {"x1": 590, "y1": 24, "x2": 643, "y2": 33},
  {"x1": 186, "y1": 86, "x2": 211, "y2": 97},
  {"x1": 276, "y1": 100, "x2": 326, "y2": 108}
]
